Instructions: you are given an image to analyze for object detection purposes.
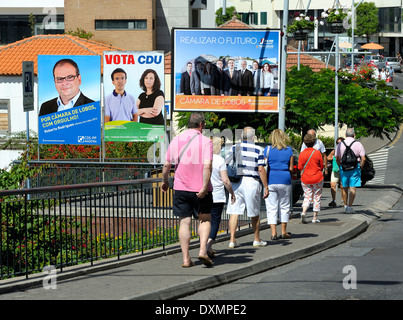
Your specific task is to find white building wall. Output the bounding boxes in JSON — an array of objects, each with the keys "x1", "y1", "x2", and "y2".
[{"x1": 0, "y1": 76, "x2": 39, "y2": 134}]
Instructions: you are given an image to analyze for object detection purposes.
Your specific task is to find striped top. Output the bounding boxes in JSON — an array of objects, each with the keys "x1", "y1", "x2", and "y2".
[{"x1": 225, "y1": 142, "x2": 265, "y2": 177}]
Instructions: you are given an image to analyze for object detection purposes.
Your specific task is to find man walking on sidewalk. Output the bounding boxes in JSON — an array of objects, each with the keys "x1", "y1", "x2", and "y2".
[
  {"x1": 335, "y1": 128, "x2": 366, "y2": 213},
  {"x1": 161, "y1": 112, "x2": 213, "y2": 267},
  {"x1": 225, "y1": 127, "x2": 269, "y2": 248}
]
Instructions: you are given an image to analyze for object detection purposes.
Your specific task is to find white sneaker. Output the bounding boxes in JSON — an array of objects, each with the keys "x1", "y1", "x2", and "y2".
[
  {"x1": 228, "y1": 242, "x2": 239, "y2": 248},
  {"x1": 345, "y1": 206, "x2": 354, "y2": 213},
  {"x1": 253, "y1": 240, "x2": 267, "y2": 247},
  {"x1": 312, "y1": 219, "x2": 321, "y2": 223},
  {"x1": 301, "y1": 213, "x2": 307, "y2": 224}
]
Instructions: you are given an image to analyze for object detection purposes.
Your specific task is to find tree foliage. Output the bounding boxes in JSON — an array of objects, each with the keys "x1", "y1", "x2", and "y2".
[
  {"x1": 175, "y1": 65, "x2": 403, "y2": 142},
  {"x1": 215, "y1": 6, "x2": 241, "y2": 26},
  {"x1": 352, "y1": 2, "x2": 379, "y2": 42}
]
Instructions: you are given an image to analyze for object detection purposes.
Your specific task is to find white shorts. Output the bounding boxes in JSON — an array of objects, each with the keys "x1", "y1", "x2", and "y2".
[
  {"x1": 265, "y1": 184, "x2": 291, "y2": 224},
  {"x1": 226, "y1": 176, "x2": 262, "y2": 217},
  {"x1": 330, "y1": 171, "x2": 340, "y2": 183}
]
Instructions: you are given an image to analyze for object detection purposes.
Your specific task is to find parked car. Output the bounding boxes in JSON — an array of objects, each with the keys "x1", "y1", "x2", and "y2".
[
  {"x1": 377, "y1": 57, "x2": 401, "y2": 72},
  {"x1": 221, "y1": 142, "x2": 304, "y2": 205},
  {"x1": 345, "y1": 57, "x2": 361, "y2": 69},
  {"x1": 363, "y1": 54, "x2": 382, "y2": 69}
]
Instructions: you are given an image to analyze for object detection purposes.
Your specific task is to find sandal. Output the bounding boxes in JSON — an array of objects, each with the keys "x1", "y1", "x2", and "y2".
[
  {"x1": 198, "y1": 255, "x2": 213, "y2": 267},
  {"x1": 271, "y1": 235, "x2": 278, "y2": 240},
  {"x1": 280, "y1": 233, "x2": 291, "y2": 239},
  {"x1": 182, "y1": 261, "x2": 195, "y2": 268}
]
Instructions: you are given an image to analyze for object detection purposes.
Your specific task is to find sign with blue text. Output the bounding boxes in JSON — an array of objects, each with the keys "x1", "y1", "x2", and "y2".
[
  {"x1": 37, "y1": 55, "x2": 101, "y2": 145},
  {"x1": 103, "y1": 51, "x2": 165, "y2": 142}
]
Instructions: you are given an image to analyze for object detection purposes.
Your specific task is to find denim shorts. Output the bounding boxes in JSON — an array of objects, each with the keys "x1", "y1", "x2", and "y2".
[
  {"x1": 173, "y1": 190, "x2": 213, "y2": 218},
  {"x1": 340, "y1": 165, "x2": 361, "y2": 187}
]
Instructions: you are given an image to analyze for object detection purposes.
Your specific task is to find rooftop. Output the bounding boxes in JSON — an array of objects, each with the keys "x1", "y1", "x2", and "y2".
[{"x1": 0, "y1": 34, "x2": 122, "y2": 76}]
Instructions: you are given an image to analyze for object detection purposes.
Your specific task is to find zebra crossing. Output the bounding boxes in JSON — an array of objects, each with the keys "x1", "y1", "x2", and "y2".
[{"x1": 365, "y1": 146, "x2": 392, "y2": 185}]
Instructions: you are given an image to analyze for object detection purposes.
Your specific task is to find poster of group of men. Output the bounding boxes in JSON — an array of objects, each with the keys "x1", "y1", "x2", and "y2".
[
  {"x1": 36, "y1": 29, "x2": 280, "y2": 147},
  {"x1": 173, "y1": 28, "x2": 281, "y2": 113}
]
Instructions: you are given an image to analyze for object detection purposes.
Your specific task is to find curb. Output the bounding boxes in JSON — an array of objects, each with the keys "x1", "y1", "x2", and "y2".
[
  {"x1": 1, "y1": 186, "x2": 401, "y2": 298},
  {"x1": 129, "y1": 218, "x2": 370, "y2": 300}
]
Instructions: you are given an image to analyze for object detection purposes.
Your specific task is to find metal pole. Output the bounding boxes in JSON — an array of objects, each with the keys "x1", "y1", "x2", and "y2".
[
  {"x1": 278, "y1": 0, "x2": 289, "y2": 131},
  {"x1": 351, "y1": 0, "x2": 355, "y2": 73},
  {"x1": 335, "y1": 1, "x2": 340, "y2": 147},
  {"x1": 222, "y1": 0, "x2": 226, "y2": 15},
  {"x1": 335, "y1": 34, "x2": 339, "y2": 147}
]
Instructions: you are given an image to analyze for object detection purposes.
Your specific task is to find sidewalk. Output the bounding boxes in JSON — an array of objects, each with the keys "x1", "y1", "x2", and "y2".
[{"x1": 0, "y1": 185, "x2": 401, "y2": 300}]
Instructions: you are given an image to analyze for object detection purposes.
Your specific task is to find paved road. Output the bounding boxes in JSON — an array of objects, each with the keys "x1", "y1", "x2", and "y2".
[{"x1": 181, "y1": 122, "x2": 403, "y2": 300}]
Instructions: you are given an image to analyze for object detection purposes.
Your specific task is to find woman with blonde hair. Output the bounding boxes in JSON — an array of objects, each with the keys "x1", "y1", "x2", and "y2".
[
  {"x1": 206, "y1": 136, "x2": 236, "y2": 257},
  {"x1": 263, "y1": 129, "x2": 294, "y2": 240}
]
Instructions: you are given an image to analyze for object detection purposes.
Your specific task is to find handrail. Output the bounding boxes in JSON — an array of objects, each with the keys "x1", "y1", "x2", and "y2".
[{"x1": 0, "y1": 177, "x2": 161, "y2": 197}]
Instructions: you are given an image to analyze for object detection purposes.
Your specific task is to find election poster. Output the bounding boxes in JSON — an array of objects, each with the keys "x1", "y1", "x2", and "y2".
[
  {"x1": 172, "y1": 28, "x2": 281, "y2": 113},
  {"x1": 37, "y1": 55, "x2": 101, "y2": 145},
  {"x1": 103, "y1": 51, "x2": 165, "y2": 142}
]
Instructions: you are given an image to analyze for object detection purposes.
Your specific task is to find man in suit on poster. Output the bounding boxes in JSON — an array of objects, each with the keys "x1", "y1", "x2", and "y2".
[
  {"x1": 220, "y1": 59, "x2": 241, "y2": 96},
  {"x1": 211, "y1": 59, "x2": 224, "y2": 96},
  {"x1": 179, "y1": 61, "x2": 192, "y2": 95},
  {"x1": 39, "y1": 58, "x2": 94, "y2": 116},
  {"x1": 239, "y1": 60, "x2": 253, "y2": 96}
]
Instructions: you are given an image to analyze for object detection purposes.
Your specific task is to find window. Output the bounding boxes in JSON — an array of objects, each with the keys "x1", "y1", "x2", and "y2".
[
  {"x1": 0, "y1": 99, "x2": 10, "y2": 134},
  {"x1": 260, "y1": 12, "x2": 267, "y2": 25},
  {"x1": 0, "y1": 15, "x2": 64, "y2": 45},
  {"x1": 240, "y1": 12, "x2": 258, "y2": 25},
  {"x1": 95, "y1": 20, "x2": 147, "y2": 30}
]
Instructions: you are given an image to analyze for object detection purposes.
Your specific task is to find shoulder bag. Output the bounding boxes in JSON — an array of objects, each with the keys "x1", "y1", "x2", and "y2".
[
  {"x1": 301, "y1": 150, "x2": 316, "y2": 176},
  {"x1": 226, "y1": 144, "x2": 242, "y2": 183}
]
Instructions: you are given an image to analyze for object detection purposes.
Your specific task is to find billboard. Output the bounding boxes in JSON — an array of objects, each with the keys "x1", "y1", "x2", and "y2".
[
  {"x1": 172, "y1": 28, "x2": 281, "y2": 113},
  {"x1": 103, "y1": 51, "x2": 165, "y2": 142},
  {"x1": 37, "y1": 55, "x2": 101, "y2": 145}
]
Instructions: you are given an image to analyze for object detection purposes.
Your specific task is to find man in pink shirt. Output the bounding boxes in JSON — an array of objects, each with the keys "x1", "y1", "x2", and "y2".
[
  {"x1": 335, "y1": 128, "x2": 366, "y2": 213},
  {"x1": 161, "y1": 112, "x2": 213, "y2": 267}
]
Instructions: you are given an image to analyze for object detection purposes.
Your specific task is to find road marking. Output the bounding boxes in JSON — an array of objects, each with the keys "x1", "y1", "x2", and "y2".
[{"x1": 366, "y1": 147, "x2": 389, "y2": 185}]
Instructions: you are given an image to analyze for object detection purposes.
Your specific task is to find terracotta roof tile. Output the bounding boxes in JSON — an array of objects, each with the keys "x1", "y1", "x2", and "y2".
[
  {"x1": 219, "y1": 16, "x2": 254, "y2": 29},
  {"x1": 165, "y1": 52, "x2": 171, "y2": 74},
  {"x1": 287, "y1": 46, "x2": 334, "y2": 72},
  {"x1": 0, "y1": 34, "x2": 123, "y2": 76}
]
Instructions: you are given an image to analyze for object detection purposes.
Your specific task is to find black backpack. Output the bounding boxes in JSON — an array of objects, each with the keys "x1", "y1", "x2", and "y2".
[
  {"x1": 341, "y1": 140, "x2": 358, "y2": 171},
  {"x1": 361, "y1": 155, "x2": 375, "y2": 184}
]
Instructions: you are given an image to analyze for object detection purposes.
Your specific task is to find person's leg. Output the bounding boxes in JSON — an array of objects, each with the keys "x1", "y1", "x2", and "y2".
[
  {"x1": 197, "y1": 213, "x2": 211, "y2": 258},
  {"x1": 348, "y1": 187, "x2": 356, "y2": 207},
  {"x1": 341, "y1": 186, "x2": 349, "y2": 208},
  {"x1": 179, "y1": 216, "x2": 192, "y2": 265},
  {"x1": 330, "y1": 181, "x2": 336, "y2": 200},
  {"x1": 265, "y1": 185, "x2": 278, "y2": 237},
  {"x1": 246, "y1": 178, "x2": 263, "y2": 243},
  {"x1": 301, "y1": 183, "x2": 312, "y2": 222},
  {"x1": 312, "y1": 180, "x2": 323, "y2": 221},
  {"x1": 251, "y1": 216, "x2": 261, "y2": 242},
  {"x1": 278, "y1": 184, "x2": 291, "y2": 234},
  {"x1": 229, "y1": 214, "x2": 239, "y2": 243},
  {"x1": 207, "y1": 203, "x2": 224, "y2": 252}
]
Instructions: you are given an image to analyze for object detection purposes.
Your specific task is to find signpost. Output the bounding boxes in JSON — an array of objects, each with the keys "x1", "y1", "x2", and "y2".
[
  {"x1": 22, "y1": 61, "x2": 34, "y2": 112},
  {"x1": 22, "y1": 61, "x2": 34, "y2": 192}
]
